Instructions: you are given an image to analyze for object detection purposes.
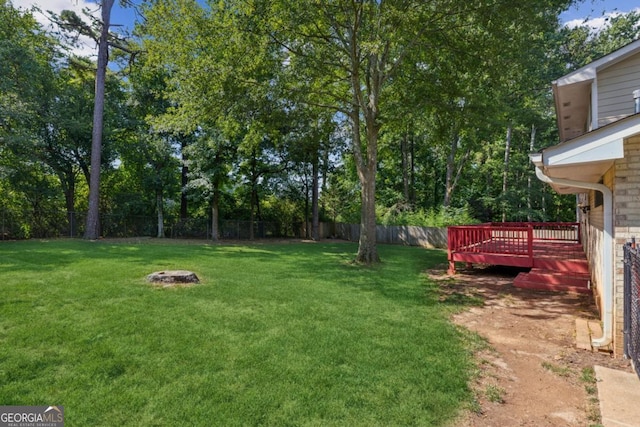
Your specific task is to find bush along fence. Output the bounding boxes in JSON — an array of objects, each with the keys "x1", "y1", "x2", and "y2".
[
  {"x1": 0, "y1": 210, "x2": 447, "y2": 248},
  {"x1": 623, "y1": 240, "x2": 640, "y2": 379}
]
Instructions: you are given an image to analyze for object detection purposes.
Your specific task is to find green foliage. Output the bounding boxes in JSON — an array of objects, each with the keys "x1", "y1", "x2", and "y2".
[
  {"x1": 3, "y1": 0, "x2": 636, "y2": 240},
  {"x1": 562, "y1": 11, "x2": 640, "y2": 65},
  {"x1": 321, "y1": 161, "x2": 362, "y2": 224},
  {"x1": 378, "y1": 205, "x2": 479, "y2": 227},
  {"x1": 260, "y1": 194, "x2": 304, "y2": 236},
  {"x1": 0, "y1": 240, "x2": 476, "y2": 425}
]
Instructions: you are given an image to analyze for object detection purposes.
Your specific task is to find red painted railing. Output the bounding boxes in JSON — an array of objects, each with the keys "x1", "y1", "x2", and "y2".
[
  {"x1": 447, "y1": 222, "x2": 580, "y2": 274},
  {"x1": 488, "y1": 222, "x2": 581, "y2": 244}
]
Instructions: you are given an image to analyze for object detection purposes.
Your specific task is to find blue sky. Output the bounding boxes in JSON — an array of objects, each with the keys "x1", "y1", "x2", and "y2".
[
  {"x1": 11, "y1": 0, "x2": 640, "y2": 57},
  {"x1": 111, "y1": 0, "x2": 640, "y2": 30},
  {"x1": 561, "y1": 0, "x2": 640, "y2": 28}
]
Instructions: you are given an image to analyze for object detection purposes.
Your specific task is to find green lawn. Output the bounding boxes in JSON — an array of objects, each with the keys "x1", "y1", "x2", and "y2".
[{"x1": 0, "y1": 239, "x2": 478, "y2": 426}]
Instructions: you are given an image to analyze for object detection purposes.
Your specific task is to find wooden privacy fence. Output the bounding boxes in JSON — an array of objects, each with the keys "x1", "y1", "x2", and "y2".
[{"x1": 324, "y1": 223, "x2": 447, "y2": 249}]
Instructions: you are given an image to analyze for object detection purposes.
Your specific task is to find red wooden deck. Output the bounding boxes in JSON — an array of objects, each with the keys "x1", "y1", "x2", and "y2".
[{"x1": 448, "y1": 222, "x2": 590, "y2": 293}]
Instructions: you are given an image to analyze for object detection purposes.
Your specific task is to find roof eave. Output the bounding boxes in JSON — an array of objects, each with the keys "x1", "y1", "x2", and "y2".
[
  {"x1": 532, "y1": 114, "x2": 640, "y2": 190},
  {"x1": 554, "y1": 39, "x2": 640, "y2": 87}
]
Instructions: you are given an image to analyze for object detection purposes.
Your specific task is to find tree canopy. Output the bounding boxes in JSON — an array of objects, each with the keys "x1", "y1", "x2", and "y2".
[{"x1": 3, "y1": 0, "x2": 638, "y2": 261}]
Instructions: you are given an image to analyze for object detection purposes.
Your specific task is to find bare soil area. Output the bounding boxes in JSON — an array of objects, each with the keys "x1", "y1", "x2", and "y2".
[{"x1": 429, "y1": 265, "x2": 634, "y2": 427}]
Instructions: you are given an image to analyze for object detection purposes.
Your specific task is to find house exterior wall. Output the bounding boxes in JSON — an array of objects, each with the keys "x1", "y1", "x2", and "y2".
[
  {"x1": 581, "y1": 136, "x2": 640, "y2": 356},
  {"x1": 583, "y1": 215, "x2": 604, "y2": 310},
  {"x1": 581, "y1": 170, "x2": 610, "y2": 327},
  {"x1": 612, "y1": 135, "x2": 640, "y2": 356},
  {"x1": 597, "y1": 53, "x2": 640, "y2": 127},
  {"x1": 549, "y1": 42, "x2": 640, "y2": 358}
]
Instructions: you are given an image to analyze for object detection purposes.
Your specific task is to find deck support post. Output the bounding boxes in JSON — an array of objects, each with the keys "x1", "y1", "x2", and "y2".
[{"x1": 447, "y1": 260, "x2": 456, "y2": 275}]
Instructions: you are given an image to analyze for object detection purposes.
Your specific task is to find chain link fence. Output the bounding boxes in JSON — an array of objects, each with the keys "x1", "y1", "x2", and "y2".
[
  {"x1": 0, "y1": 210, "x2": 299, "y2": 240},
  {"x1": 623, "y1": 240, "x2": 640, "y2": 378},
  {"x1": 1, "y1": 209, "x2": 448, "y2": 248}
]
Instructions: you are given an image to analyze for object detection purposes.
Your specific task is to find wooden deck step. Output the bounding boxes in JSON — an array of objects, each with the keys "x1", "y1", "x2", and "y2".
[
  {"x1": 533, "y1": 257, "x2": 589, "y2": 273},
  {"x1": 513, "y1": 270, "x2": 591, "y2": 294},
  {"x1": 525, "y1": 269, "x2": 591, "y2": 286}
]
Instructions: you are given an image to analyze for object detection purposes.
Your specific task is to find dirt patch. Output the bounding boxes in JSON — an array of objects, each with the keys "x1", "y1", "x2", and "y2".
[
  {"x1": 147, "y1": 270, "x2": 200, "y2": 288},
  {"x1": 429, "y1": 265, "x2": 634, "y2": 427}
]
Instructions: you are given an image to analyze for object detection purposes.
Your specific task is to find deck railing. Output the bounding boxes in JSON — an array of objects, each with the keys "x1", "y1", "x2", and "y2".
[
  {"x1": 488, "y1": 222, "x2": 581, "y2": 243},
  {"x1": 447, "y1": 222, "x2": 580, "y2": 273}
]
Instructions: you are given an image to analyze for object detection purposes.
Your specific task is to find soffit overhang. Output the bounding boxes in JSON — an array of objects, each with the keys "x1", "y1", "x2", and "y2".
[
  {"x1": 553, "y1": 39, "x2": 640, "y2": 143},
  {"x1": 531, "y1": 114, "x2": 640, "y2": 194}
]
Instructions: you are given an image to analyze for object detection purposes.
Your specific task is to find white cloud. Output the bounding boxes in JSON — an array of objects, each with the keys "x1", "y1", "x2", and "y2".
[
  {"x1": 564, "y1": 7, "x2": 640, "y2": 33},
  {"x1": 564, "y1": 12, "x2": 621, "y2": 31},
  {"x1": 12, "y1": 0, "x2": 99, "y2": 57}
]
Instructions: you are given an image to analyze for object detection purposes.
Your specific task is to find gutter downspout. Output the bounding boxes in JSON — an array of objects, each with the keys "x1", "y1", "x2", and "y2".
[{"x1": 534, "y1": 167, "x2": 613, "y2": 349}]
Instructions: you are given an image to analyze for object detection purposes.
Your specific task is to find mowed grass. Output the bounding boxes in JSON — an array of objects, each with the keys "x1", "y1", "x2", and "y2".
[{"x1": 0, "y1": 239, "x2": 475, "y2": 426}]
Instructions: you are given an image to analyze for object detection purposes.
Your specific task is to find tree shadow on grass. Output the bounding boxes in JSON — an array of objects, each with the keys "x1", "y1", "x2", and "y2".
[{"x1": 426, "y1": 264, "x2": 598, "y2": 321}]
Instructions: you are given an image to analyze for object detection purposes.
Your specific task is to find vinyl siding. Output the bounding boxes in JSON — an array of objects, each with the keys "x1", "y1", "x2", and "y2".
[{"x1": 597, "y1": 53, "x2": 640, "y2": 127}]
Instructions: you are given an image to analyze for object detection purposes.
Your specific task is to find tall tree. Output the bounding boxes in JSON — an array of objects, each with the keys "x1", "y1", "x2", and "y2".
[
  {"x1": 184, "y1": 130, "x2": 234, "y2": 241},
  {"x1": 53, "y1": 0, "x2": 138, "y2": 239},
  {"x1": 0, "y1": 0, "x2": 66, "y2": 235},
  {"x1": 141, "y1": 0, "x2": 292, "y2": 239},
  {"x1": 268, "y1": 0, "x2": 575, "y2": 262},
  {"x1": 84, "y1": 0, "x2": 115, "y2": 239}
]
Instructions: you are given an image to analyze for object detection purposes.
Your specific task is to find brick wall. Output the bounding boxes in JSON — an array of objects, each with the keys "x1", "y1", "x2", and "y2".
[
  {"x1": 612, "y1": 135, "x2": 640, "y2": 355},
  {"x1": 579, "y1": 135, "x2": 640, "y2": 356}
]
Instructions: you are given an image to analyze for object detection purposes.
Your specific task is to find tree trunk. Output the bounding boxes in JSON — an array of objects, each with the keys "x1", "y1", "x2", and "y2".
[
  {"x1": 485, "y1": 147, "x2": 492, "y2": 219},
  {"x1": 180, "y1": 139, "x2": 188, "y2": 220},
  {"x1": 502, "y1": 125, "x2": 512, "y2": 222},
  {"x1": 156, "y1": 189, "x2": 164, "y2": 238},
  {"x1": 353, "y1": 111, "x2": 380, "y2": 265},
  {"x1": 304, "y1": 173, "x2": 310, "y2": 238},
  {"x1": 84, "y1": 0, "x2": 114, "y2": 239},
  {"x1": 410, "y1": 134, "x2": 415, "y2": 205},
  {"x1": 444, "y1": 132, "x2": 469, "y2": 208},
  {"x1": 312, "y1": 154, "x2": 320, "y2": 240},
  {"x1": 249, "y1": 190, "x2": 255, "y2": 241},
  {"x1": 527, "y1": 124, "x2": 536, "y2": 221},
  {"x1": 347, "y1": 22, "x2": 381, "y2": 264},
  {"x1": 357, "y1": 164, "x2": 378, "y2": 264},
  {"x1": 78, "y1": 155, "x2": 90, "y2": 187},
  {"x1": 249, "y1": 151, "x2": 257, "y2": 240},
  {"x1": 57, "y1": 167, "x2": 76, "y2": 237},
  {"x1": 444, "y1": 132, "x2": 458, "y2": 207},
  {"x1": 210, "y1": 188, "x2": 219, "y2": 241},
  {"x1": 401, "y1": 132, "x2": 410, "y2": 202}
]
